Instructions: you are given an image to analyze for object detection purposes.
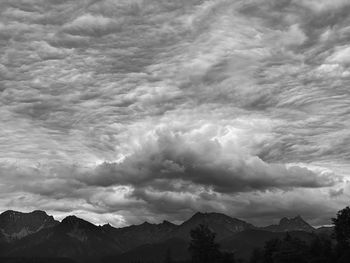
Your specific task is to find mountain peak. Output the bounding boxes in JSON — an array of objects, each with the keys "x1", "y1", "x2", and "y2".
[
  {"x1": 58, "y1": 216, "x2": 100, "y2": 237},
  {"x1": 1, "y1": 210, "x2": 50, "y2": 218},
  {"x1": 61, "y1": 215, "x2": 93, "y2": 227},
  {"x1": 4, "y1": 214, "x2": 123, "y2": 259},
  {"x1": 193, "y1": 211, "x2": 205, "y2": 216},
  {"x1": 190, "y1": 211, "x2": 229, "y2": 220},
  {"x1": 0, "y1": 210, "x2": 58, "y2": 241},
  {"x1": 263, "y1": 215, "x2": 314, "y2": 232},
  {"x1": 175, "y1": 211, "x2": 254, "y2": 241},
  {"x1": 187, "y1": 211, "x2": 248, "y2": 225},
  {"x1": 279, "y1": 217, "x2": 289, "y2": 224},
  {"x1": 62, "y1": 215, "x2": 79, "y2": 221},
  {"x1": 161, "y1": 220, "x2": 174, "y2": 226},
  {"x1": 31, "y1": 210, "x2": 49, "y2": 216},
  {"x1": 1, "y1": 210, "x2": 22, "y2": 217},
  {"x1": 279, "y1": 215, "x2": 308, "y2": 225},
  {"x1": 103, "y1": 223, "x2": 113, "y2": 228}
]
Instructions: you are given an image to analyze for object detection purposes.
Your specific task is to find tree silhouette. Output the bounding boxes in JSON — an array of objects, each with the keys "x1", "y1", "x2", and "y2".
[
  {"x1": 333, "y1": 206, "x2": 350, "y2": 262},
  {"x1": 263, "y1": 238, "x2": 281, "y2": 263},
  {"x1": 309, "y1": 235, "x2": 334, "y2": 263},
  {"x1": 333, "y1": 206, "x2": 350, "y2": 250},
  {"x1": 188, "y1": 224, "x2": 221, "y2": 263},
  {"x1": 273, "y1": 233, "x2": 308, "y2": 263}
]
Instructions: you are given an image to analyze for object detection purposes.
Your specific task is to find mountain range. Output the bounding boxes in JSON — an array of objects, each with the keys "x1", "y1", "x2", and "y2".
[{"x1": 0, "y1": 210, "x2": 333, "y2": 262}]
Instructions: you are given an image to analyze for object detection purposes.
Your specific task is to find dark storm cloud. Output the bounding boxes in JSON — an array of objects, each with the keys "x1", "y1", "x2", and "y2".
[
  {"x1": 0, "y1": 0, "x2": 349, "y2": 226},
  {"x1": 78, "y1": 130, "x2": 337, "y2": 193}
]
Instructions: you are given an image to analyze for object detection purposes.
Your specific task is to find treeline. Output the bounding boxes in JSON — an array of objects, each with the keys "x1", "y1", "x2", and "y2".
[
  {"x1": 249, "y1": 233, "x2": 334, "y2": 263},
  {"x1": 248, "y1": 206, "x2": 350, "y2": 263},
  {"x1": 2, "y1": 207, "x2": 350, "y2": 263},
  {"x1": 131, "y1": 206, "x2": 350, "y2": 263}
]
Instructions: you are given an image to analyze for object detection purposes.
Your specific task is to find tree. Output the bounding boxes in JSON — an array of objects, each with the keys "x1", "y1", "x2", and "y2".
[
  {"x1": 273, "y1": 233, "x2": 308, "y2": 263},
  {"x1": 263, "y1": 238, "x2": 280, "y2": 263},
  {"x1": 332, "y1": 206, "x2": 350, "y2": 250},
  {"x1": 188, "y1": 224, "x2": 221, "y2": 263},
  {"x1": 332, "y1": 207, "x2": 350, "y2": 262},
  {"x1": 309, "y1": 235, "x2": 334, "y2": 263}
]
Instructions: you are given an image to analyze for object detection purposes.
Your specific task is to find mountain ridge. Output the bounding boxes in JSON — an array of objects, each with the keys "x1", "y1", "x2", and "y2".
[
  {"x1": 0, "y1": 209, "x2": 323, "y2": 232},
  {"x1": 0, "y1": 209, "x2": 333, "y2": 263},
  {"x1": 0, "y1": 210, "x2": 59, "y2": 242},
  {"x1": 171, "y1": 211, "x2": 255, "y2": 241}
]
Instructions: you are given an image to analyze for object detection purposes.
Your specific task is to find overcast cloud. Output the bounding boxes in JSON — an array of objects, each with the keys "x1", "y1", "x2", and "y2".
[{"x1": 0, "y1": 0, "x2": 349, "y2": 227}]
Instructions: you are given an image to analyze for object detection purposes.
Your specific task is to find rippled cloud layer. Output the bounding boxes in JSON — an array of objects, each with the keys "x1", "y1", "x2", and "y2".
[{"x1": 0, "y1": 0, "x2": 349, "y2": 226}]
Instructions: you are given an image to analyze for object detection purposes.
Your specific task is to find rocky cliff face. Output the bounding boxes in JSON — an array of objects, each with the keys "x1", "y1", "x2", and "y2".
[
  {"x1": 4, "y1": 215, "x2": 123, "y2": 260},
  {"x1": 0, "y1": 210, "x2": 58, "y2": 242}
]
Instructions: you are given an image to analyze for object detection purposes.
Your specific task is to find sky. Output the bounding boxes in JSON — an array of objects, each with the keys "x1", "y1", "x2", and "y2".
[{"x1": 0, "y1": 0, "x2": 349, "y2": 227}]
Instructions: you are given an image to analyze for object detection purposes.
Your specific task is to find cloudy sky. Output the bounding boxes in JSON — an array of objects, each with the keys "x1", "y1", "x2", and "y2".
[{"x1": 0, "y1": 0, "x2": 349, "y2": 227}]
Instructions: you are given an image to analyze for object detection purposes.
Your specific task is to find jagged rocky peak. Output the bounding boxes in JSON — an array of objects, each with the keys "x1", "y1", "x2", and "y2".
[
  {"x1": 190, "y1": 211, "x2": 224, "y2": 220},
  {"x1": 102, "y1": 219, "x2": 176, "y2": 233},
  {"x1": 1, "y1": 210, "x2": 25, "y2": 220},
  {"x1": 61, "y1": 215, "x2": 80, "y2": 223},
  {"x1": 263, "y1": 215, "x2": 314, "y2": 232},
  {"x1": 187, "y1": 211, "x2": 251, "y2": 226},
  {"x1": 130, "y1": 219, "x2": 176, "y2": 230},
  {"x1": 0, "y1": 210, "x2": 57, "y2": 225},
  {"x1": 102, "y1": 223, "x2": 114, "y2": 229},
  {"x1": 60, "y1": 215, "x2": 106, "y2": 239},
  {"x1": 31, "y1": 210, "x2": 49, "y2": 217},
  {"x1": 1, "y1": 210, "x2": 19, "y2": 215},
  {"x1": 161, "y1": 220, "x2": 175, "y2": 226},
  {"x1": 0, "y1": 210, "x2": 58, "y2": 241},
  {"x1": 61, "y1": 215, "x2": 96, "y2": 229},
  {"x1": 173, "y1": 211, "x2": 254, "y2": 241},
  {"x1": 0, "y1": 210, "x2": 53, "y2": 221},
  {"x1": 140, "y1": 220, "x2": 176, "y2": 227},
  {"x1": 279, "y1": 215, "x2": 310, "y2": 226}
]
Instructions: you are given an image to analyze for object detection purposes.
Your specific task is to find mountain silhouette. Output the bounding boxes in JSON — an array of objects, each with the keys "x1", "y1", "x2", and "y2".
[
  {"x1": 102, "y1": 220, "x2": 177, "y2": 251},
  {"x1": 171, "y1": 212, "x2": 254, "y2": 241},
  {"x1": 0, "y1": 210, "x2": 58, "y2": 242},
  {"x1": 0, "y1": 210, "x2": 328, "y2": 263},
  {"x1": 4, "y1": 215, "x2": 122, "y2": 261},
  {"x1": 261, "y1": 215, "x2": 315, "y2": 232},
  {"x1": 220, "y1": 228, "x2": 316, "y2": 260}
]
